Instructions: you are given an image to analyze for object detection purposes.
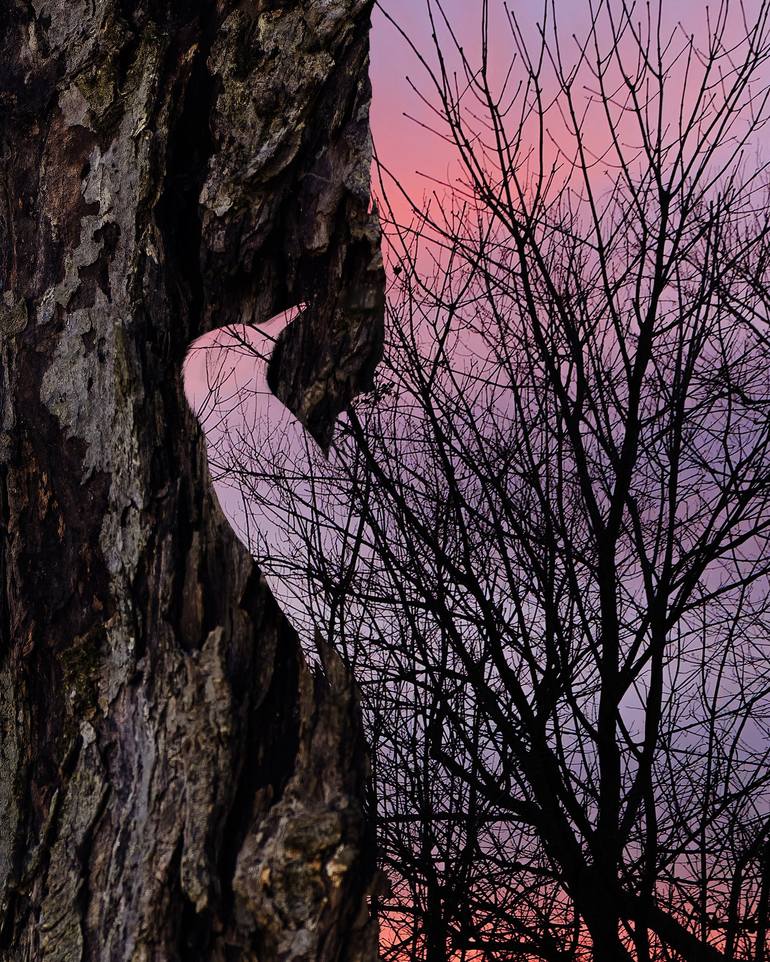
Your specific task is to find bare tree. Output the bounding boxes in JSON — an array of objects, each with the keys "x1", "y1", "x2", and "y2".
[{"x1": 191, "y1": 2, "x2": 770, "y2": 960}]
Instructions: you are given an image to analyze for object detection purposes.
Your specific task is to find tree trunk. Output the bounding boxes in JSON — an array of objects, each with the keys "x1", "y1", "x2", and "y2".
[{"x1": 0, "y1": 1, "x2": 384, "y2": 959}]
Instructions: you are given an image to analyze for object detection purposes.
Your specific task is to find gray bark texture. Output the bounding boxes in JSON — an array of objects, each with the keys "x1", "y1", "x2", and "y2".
[{"x1": 0, "y1": 1, "x2": 384, "y2": 959}]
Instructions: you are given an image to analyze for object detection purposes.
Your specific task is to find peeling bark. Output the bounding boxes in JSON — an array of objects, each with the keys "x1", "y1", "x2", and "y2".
[{"x1": 0, "y1": 1, "x2": 384, "y2": 959}]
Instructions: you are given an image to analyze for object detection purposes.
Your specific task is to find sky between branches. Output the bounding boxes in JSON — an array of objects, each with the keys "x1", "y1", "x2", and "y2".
[{"x1": 370, "y1": 0, "x2": 759, "y2": 223}]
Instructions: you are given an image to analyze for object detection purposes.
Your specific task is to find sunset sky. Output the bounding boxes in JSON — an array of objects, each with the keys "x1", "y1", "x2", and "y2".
[
  {"x1": 369, "y1": 2, "x2": 595, "y2": 195},
  {"x1": 368, "y1": 0, "x2": 745, "y2": 221}
]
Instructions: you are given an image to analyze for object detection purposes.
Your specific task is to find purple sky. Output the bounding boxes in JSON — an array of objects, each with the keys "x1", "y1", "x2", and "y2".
[
  {"x1": 369, "y1": 2, "x2": 593, "y2": 188},
  {"x1": 369, "y1": 0, "x2": 728, "y2": 220},
  {"x1": 370, "y1": 0, "x2": 482, "y2": 218}
]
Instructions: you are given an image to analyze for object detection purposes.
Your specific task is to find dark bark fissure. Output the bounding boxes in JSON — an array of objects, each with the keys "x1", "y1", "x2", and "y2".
[{"x1": 155, "y1": 16, "x2": 216, "y2": 356}]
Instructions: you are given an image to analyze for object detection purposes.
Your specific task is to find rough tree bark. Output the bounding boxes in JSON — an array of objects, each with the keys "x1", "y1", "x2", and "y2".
[{"x1": 0, "y1": 1, "x2": 384, "y2": 959}]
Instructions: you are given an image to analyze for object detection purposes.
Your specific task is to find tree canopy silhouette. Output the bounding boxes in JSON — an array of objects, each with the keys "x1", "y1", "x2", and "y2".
[{"x1": 191, "y1": 2, "x2": 770, "y2": 959}]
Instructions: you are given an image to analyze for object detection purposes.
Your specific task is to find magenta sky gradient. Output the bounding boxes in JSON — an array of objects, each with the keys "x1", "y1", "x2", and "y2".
[{"x1": 369, "y1": 0, "x2": 737, "y2": 221}]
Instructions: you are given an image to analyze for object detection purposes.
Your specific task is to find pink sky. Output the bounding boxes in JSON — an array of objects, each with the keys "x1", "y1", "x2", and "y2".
[
  {"x1": 369, "y1": 0, "x2": 747, "y2": 223},
  {"x1": 370, "y1": 1, "x2": 593, "y2": 207}
]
